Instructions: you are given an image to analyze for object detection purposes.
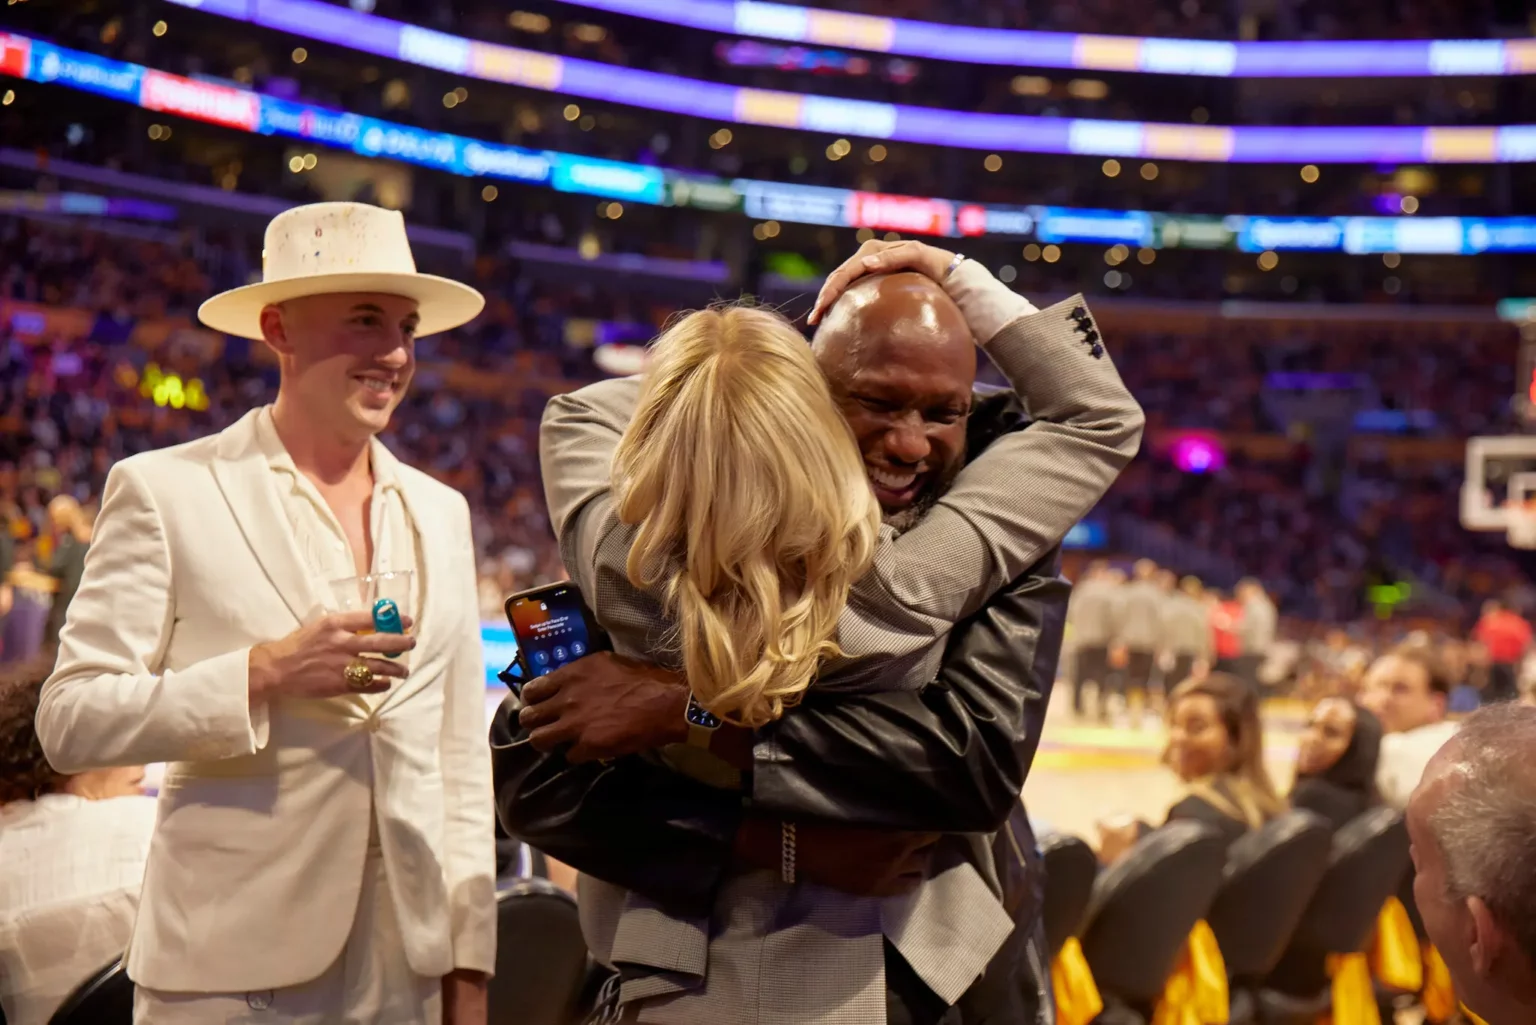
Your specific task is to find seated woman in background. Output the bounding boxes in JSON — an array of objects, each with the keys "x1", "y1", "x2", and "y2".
[
  {"x1": 1289, "y1": 697, "x2": 1383, "y2": 831},
  {"x1": 0, "y1": 659, "x2": 157, "y2": 1025},
  {"x1": 1099, "y1": 674, "x2": 1286, "y2": 861}
]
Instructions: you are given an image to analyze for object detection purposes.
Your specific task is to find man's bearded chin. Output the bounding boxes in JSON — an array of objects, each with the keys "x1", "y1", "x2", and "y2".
[
  {"x1": 882, "y1": 489, "x2": 939, "y2": 534},
  {"x1": 879, "y1": 454, "x2": 964, "y2": 535}
]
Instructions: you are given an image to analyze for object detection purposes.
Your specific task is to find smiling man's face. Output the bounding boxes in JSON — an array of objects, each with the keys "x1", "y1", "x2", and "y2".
[
  {"x1": 262, "y1": 291, "x2": 419, "y2": 443},
  {"x1": 813, "y1": 273, "x2": 976, "y2": 532}
]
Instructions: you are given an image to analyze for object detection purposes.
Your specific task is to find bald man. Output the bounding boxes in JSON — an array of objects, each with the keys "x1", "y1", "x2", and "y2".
[
  {"x1": 494, "y1": 241, "x2": 1141, "y2": 1024},
  {"x1": 1407, "y1": 704, "x2": 1536, "y2": 1025},
  {"x1": 810, "y1": 271, "x2": 977, "y2": 533}
]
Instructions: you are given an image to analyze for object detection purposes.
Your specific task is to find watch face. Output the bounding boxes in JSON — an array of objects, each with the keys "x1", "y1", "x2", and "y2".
[{"x1": 686, "y1": 697, "x2": 721, "y2": 730}]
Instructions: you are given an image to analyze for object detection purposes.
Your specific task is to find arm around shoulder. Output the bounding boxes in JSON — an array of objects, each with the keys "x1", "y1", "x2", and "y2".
[{"x1": 38, "y1": 460, "x2": 266, "y2": 774}]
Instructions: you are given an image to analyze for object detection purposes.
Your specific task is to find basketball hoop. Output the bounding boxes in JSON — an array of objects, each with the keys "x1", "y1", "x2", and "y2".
[{"x1": 1510, "y1": 505, "x2": 1536, "y2": 550}]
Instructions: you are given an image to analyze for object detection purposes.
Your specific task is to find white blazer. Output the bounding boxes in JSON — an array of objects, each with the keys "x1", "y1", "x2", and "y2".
[{"x1": 36, "y1": 409, "x2": 496, "y2": 993}]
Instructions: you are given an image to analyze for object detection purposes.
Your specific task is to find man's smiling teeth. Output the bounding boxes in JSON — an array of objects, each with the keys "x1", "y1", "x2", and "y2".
[
  {"x1": 868, "y1": 468, "x2": 917, "y2": 489},
  {"x1": 358, "y1": 377, "x2": 394, "y2": 393}
]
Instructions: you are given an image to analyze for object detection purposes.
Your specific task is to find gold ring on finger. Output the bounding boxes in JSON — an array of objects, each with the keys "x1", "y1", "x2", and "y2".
[{"x1": 344, "y1": 659, "x2": 374, "y2": 691}]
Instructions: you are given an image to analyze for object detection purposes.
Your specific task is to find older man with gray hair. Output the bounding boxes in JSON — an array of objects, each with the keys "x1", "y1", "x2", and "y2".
[{"x1": 1406, "y1": 703, "x2": 1536, "y2": 1025}]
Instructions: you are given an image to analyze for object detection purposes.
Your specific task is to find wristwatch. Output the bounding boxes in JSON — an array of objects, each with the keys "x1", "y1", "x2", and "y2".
[{"x1": 684, "y1": 692, "x2": 722, "y2": 749}]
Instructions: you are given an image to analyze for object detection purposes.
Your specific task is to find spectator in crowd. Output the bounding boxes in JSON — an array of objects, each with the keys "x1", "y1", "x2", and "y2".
[
  {"x1": 1471, "y1": 599, "x2": 1531, "y2": 705},
  {"x1": 42, "y1": 495, "x2": 91, "y2": 651},
  {"x1": 1098, "y1": 673, "x2": 1285, "y2": 861},
  {"x1": 35, "y1": 203, "x2": 496, "y2": 1025},
  {"x1": 1113, "y1": 559, "x2": 1164, "y2": 716},
  {"x1": 1164, "y1": 574, "x2": 1214, "y2": 689},
  {"x1": 1235, "y1": 577, "x2": 1279, "y2": 692},
  {"x1": 1210, "y1": 588, "x2": 1245, "y2": 674},
  {"x1": 1358, "y1": 645, "x2": 1458, "y2": 809},
  {"x1": 1, "y1": 549, "x2": 54, "y2": 666},
  {"x1": 1066, "y1": 560, "x2": 1119, "y2": 719},
  {"x1": 0, "y1": 659, "x2": 157, "y2": 1025},
  {"x1": 1289, "y1": 697, "x2": 1383, "y2": 831},
  {"x1": 1407, "y1": 703, "x2": 1536, "y2": 1025}
]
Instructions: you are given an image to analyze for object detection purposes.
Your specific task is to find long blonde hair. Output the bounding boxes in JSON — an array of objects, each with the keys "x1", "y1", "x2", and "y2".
[{"x1": 612, "y1": 304, "x2": 880, "y2": 727}]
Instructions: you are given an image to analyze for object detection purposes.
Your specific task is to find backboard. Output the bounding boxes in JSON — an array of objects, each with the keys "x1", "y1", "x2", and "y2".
[{"x1": 1461, "y1": 436, "x2": 1536, "y2": 545}]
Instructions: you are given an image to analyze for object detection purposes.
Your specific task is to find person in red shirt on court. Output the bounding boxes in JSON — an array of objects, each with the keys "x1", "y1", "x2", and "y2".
[
  {"x1": 1472, "y1": 600, "x2": 1532, "y2": 705},
  {"x1": 1210, "y1": 590, "x2": 1246, "y2": 679}
]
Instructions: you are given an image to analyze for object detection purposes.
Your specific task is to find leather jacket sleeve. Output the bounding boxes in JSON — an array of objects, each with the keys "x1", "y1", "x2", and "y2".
[
  {"x1": 750, "y1": 551, "x2": 1065, "y2": 832},
  {"x1": 491, "y1": 708, "x2": 742, "y2": 914},
  {"x1": 492, "y1": 555, "x2": 1067, "y2": 904}
]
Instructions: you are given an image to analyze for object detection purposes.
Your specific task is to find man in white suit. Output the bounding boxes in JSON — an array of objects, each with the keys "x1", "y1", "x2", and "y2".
[{"x1": 35, "y1": 202, "x2": 496, "y2": 1024}]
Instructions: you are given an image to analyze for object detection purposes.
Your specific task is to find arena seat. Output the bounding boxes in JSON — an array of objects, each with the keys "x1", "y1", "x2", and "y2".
[
  {"x1": 1207, "y1": 811, "x2": 1334, "y2": 1024},
  {"x1": 47, "y1": 957, "x2": 131, "y2": 1025},
  {"x1": 488, "y1": 878, "x2": 589, "y2": 1025},
  {"x1": 1040, "y1": 833, "x2": 1100, "y2": 958},
  {"x1": 1079, "y1": 820, "x2": 1229, "y2": 1019},
  {"x1": 1210, "y1": 810, "x2": 1333, "y2": 982},
  {"x1": 1258, "y1": 808, "x2": 1411, "y2": 1024}
]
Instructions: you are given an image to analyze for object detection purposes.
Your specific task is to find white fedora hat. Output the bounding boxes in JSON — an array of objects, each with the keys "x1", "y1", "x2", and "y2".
[{"x1": 198, "y1": 202, "x2": 485, "y2": 341}]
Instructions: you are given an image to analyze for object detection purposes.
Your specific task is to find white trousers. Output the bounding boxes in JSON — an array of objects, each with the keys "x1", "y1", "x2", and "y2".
[{"x1": 133, "y1": 850, "x2": 440, "y2": 1025}]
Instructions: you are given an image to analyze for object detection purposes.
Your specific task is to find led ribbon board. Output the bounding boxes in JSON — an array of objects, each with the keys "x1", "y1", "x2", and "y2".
[
  {"x1": 6, "y1": 32, "x2": 1536, "y2": 252},
  {"x1": 550, "y1": 0, "x2": 1536, "y2": 78},
  {"x1": 159, "y1": 0, "x2": 1536, "y2": 163}
]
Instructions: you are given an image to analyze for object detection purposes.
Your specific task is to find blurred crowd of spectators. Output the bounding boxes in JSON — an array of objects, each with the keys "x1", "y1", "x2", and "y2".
[{"x1": 1, "y1": 211, "x2": 1530, "y2": 663}]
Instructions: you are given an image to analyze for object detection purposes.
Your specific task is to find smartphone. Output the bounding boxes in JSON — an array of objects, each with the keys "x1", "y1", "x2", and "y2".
[{"x1": 501, "y1": 581, "x2": 611, "y2": 692}]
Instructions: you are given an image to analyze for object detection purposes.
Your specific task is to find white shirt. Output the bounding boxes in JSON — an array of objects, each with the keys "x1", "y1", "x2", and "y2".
[
  {"x1": 0, "y1": 794, "x2": 158, "y2": 1025},
  {"x1": 1376, "y1": 720, "x2": 1460, "y2": 810},
  {"x1": 253, "y1": 407, "x2": 422, "y2": 624}
]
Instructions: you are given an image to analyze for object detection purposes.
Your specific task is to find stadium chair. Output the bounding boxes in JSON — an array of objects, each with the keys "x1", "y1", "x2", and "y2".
[
  {"x1": 47, "y1": 957, "x2": 132, "y2": 1025},
  {"x1": 1040, "y1": 833, "x2": 1101, "y2": 958},
  {"x1": 1078, "y1": 820, "x2": 1229, "y2": 1022},
  {"x1": 1206, "y1": 811, "x2": 1334, "y2": 1024},
  {"x1": 488, "y1": 877, "x2": 589, "y2": 1025},
  {"x1": 1257, "y1": 808, "x2": 1412, "y2": 1025}
]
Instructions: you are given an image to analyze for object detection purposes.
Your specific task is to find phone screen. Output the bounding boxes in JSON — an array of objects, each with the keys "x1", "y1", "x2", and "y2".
[{"x1": 507, "y1": 584, "x2": 600, "y2": 679}]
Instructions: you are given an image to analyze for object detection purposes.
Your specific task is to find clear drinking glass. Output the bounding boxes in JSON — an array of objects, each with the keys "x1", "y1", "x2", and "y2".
[{"x1": 326, "y1": 570, "x2": 415, "y2": 661}]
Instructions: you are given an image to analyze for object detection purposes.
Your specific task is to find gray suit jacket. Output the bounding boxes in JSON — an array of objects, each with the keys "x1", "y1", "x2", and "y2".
[{"x1": 538, "y1": 265, "x2": 1144, "y2": 1024}]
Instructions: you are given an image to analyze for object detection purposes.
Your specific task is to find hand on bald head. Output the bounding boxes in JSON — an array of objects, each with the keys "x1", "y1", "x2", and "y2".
[
  {"x1": 809, "y1": 272, "x2": 977, "y2": 531},
  {"x1": 811, "y1": 272, "x2": 976, "y2": 386}
]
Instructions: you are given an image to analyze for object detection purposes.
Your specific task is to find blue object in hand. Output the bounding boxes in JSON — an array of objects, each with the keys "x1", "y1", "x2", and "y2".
[{"x1": 373, "y1": 597, "x2": 404, "y2": 658}]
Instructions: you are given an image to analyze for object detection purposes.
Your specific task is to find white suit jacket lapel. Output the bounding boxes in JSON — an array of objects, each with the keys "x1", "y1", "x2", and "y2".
[
  {"x1": 210, "y1": 409, "x2": 321, "y2": 626},
  {"x1": 372, "y1": 445, "x2": 443, "y2": 716}
]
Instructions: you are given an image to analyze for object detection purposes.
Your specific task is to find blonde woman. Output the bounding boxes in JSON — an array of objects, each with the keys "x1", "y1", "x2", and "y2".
[
  {"x1": 606, "y1": 302, "x2": 881, "y2": 728},
  {"x1": 534, "y1": 241, "x2": 1144, "y2": 1025}
]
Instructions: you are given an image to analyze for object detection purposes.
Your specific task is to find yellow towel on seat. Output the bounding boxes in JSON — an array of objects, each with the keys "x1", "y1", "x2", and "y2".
[
  {"x1": 1321, "y1": 952, "x2": 1378, "y2": 1025},
  {"x1": 1152, "y1": 920, "x2": 1229, "y2": 1025},
  {"x1": 1052, "y1": 936, "x2": 1103, "y2": 1025},
  {"x1": 1319, "y1": 898, "x2": 1425, "y2": 1025},
  {"x1": 1368, "y1": 897, "x2": 1423, "y2": 993},
  {"x1": 1420, "y1": 944, "x2": 1457, "y2": 1023}
]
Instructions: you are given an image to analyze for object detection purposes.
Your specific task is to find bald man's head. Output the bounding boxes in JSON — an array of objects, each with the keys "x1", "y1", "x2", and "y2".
[{"x1": 811, "y1": 273, "x2": 976, "y2": 531}]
